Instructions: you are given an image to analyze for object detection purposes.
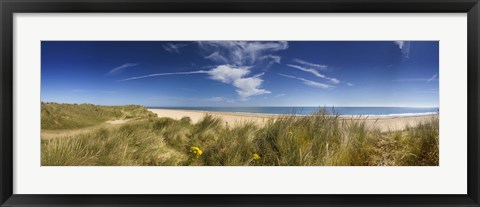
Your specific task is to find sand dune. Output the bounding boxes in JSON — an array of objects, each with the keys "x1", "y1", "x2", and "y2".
[{"x1": 148, "y1": 109, "x2": 435, "y2": 132}]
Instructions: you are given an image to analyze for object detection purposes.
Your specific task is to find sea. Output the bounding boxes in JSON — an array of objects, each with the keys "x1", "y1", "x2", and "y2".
[{"x1": 149, "y1": 107, "x2": 439, "y2": 117}]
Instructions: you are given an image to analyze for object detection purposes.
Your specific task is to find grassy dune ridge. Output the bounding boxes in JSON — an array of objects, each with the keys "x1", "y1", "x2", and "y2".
[
  {"x1": 41, "y1": 102, "x2": 157, "y2": 130},
  {"x1": 41, "y1": 103, "x2": 439, "y2": 166}
]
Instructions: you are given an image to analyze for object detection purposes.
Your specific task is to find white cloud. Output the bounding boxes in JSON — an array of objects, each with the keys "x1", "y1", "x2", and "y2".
[
  {"x1": 278, "y1": 73, "x2": 333, "y2": 89},
  {"x1": 293, "y1": 58, "x2": 327, "y2": 70},
  {"x1": 394, "y1": 41, "x2": 411, "y2": 60},
  {"x1": 347, "y1": 83, "x2": 354, "y2": 86},
  {"x1": 207, "y1": 65, "x2": 250, "y2": 83},
  {"x1": 196, "y1": 41, "x2": 287, "y2": 98},
  {"x1": 162, "y1": 43, "x2": 187, "y2": 53},
  {"x1": 198, "y1": 41, "x2": 288, "y2": 66},
  {"x1": 119, "y1": 65, "x2": 270, "y2": 100},
  {"x1": 329, "y1": 78, "x2": 340, "y2": 84},
  {"x1": 122, "y1": 41, "x2": 288, "y2": 100},
  {"x1": 394, "y1": 41, "x2": 405, "y2": 49},
  {"x1": 286, "y1": 64, "x2": 340, "y2": 84},
  {"x1": 207, "y1": 65, "x2": 270, "y2": 100},
  {"x1": 106, "y1": 63, "x2": 138, "y2": 75},
  {"x1": 233, "y1": 73, "x2": 271, "y2": 100}
]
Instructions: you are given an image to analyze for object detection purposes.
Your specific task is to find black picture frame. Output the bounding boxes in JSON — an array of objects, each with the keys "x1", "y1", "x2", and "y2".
[{"x1": 1, "y1": 0, "x2": 479, "y2": 206}]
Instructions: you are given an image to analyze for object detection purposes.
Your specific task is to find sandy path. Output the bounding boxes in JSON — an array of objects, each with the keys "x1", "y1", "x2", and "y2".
[
  {"x1": 42, "y1": 119, "x2": 130, "y2": 140},
  {"x1": 148, "y1": 109, "x2": 435, "y2": 132},
  {"x1": 106, "y1": 119, "x2": 128, "y2": 125}
]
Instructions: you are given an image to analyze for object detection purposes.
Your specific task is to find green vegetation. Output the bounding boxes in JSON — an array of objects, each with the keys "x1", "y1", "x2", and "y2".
[
  {"x1": 41, "y1": 102, "x2": 156, "y2": 130},
  {"x1": 41, "y1": 104, "x2": 439, "y2": 166}
]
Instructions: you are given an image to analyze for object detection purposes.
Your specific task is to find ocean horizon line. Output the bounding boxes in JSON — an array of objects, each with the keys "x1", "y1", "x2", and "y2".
[
  {"x1": 40, "y1": 101, "x2": 438, "y2": 108},
  {"x1": 147, "y1": 106, "x2": 439, "y2": 108}
]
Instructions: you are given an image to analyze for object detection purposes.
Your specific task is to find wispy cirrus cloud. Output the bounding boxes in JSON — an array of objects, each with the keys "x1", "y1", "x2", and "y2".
[
  {"x1": 293, "y1": 58, "x2": 327, "y2": 70},
  {"x1": 106, "y1": 63, "x2": 139, "y2": 76},
  {"x1": 394, "y1": 41, "x2": 411, "y2": 60},
  {"x1": 121, "y1": 42, "x2": 287, "y2": 100},
  {"x1": 347, "y1": 83, "x2": 354, "y2": 87},
  {"x1": 119, "y1": 70, "x2": 208, "y2": 81},
  {"x1": 195, "y1": 41, "x2": 288, "y2": 99},
  {"x1": 119, "y1": 65, "x2": 270, "y2": 100},
  {"x1": 278, "y1": 73, "x2": 333, "y2": 89},
  {"x1": 263, "y1": 55, "x2": 281, "y2": 64},
  {"x1": 162, "y1": 43, "x2": 188, "y2": 53},
  {"x1": 260, "y1": 55, "x2": 282, "y2": 69},
  {"x1": 204, "y1": 51, "x2": 229, "y2": 63},
  {"x1": 427, "y1": 73, "x2": 438, "y2": 82},
  {"x1": 394, "y1": 73, "x2": 438, "y2": 83},
  {"x1": 286, "y1": 64, "x2": 340, "y2": 84},
  {"x1": 198, "y1": 41, "x2": 288, "y2": 67},
  {"x1": 275, "y1": 93, "x2": 286, "y2": 98}
]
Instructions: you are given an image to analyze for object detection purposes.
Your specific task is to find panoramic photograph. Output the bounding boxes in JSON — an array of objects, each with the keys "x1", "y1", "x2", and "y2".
[{"x1": 41, "y1": 41, "x2": 439, "y2": 166}]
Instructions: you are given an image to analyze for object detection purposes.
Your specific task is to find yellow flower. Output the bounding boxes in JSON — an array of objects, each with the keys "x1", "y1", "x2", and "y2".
[
  {"x1": 252, "y1": 153, "x2": 260, "y2": 160},
  {"x1": 190, "y1": 146, "x2": 203, "y2": 158},
  {"x1": 288, "y1": 131, "x2": 293, "y2": 136}
]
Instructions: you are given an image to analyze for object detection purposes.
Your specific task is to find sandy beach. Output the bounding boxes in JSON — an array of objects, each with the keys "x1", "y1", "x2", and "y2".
[{"x1": 148, "y1": 108, "x2": 436, "y2": 132}]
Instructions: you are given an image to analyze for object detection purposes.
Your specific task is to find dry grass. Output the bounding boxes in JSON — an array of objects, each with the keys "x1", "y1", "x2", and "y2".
[
  {"x1": 41, "y1": 102, "x2": 156, "y2": 130},
  {"x1": 41, "y1": 105, "x2": 439, "y2": 166}
]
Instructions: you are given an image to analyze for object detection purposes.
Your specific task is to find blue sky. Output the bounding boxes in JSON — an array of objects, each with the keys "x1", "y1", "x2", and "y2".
[{"x1": 41, "y1": 41, "x2": 439, "y2": 107}]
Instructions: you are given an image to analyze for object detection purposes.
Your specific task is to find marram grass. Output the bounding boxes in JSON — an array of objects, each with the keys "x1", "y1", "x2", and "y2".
[
  {"x1": 41, "y1": 102, "x2": 157, "y2": 130},
  {"x1": 41, "y1": 104, "x2": 439, "y2": 166}
]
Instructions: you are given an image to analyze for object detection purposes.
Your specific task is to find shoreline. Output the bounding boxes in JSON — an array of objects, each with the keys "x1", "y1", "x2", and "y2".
[
  {"x1": 147, "y1": 107, "x2": 437, "y2": 119},
  {"x1": 148, "y1": 108, "x2": 437, "y2": 132}
]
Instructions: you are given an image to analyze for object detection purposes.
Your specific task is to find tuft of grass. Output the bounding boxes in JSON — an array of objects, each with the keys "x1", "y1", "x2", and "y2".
[
  {"x1": 396, "y1": 116, "x2": 439, "y2": 166},
  {"x1": 42, "y1": 120, "x2": 187, "y2": 166},
  {"x1": 41, "y1": 137, "x2": 99, "y2": 166},
  {"x1": 41, "y1": 104, "x2": 439, "y2": 166}
]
